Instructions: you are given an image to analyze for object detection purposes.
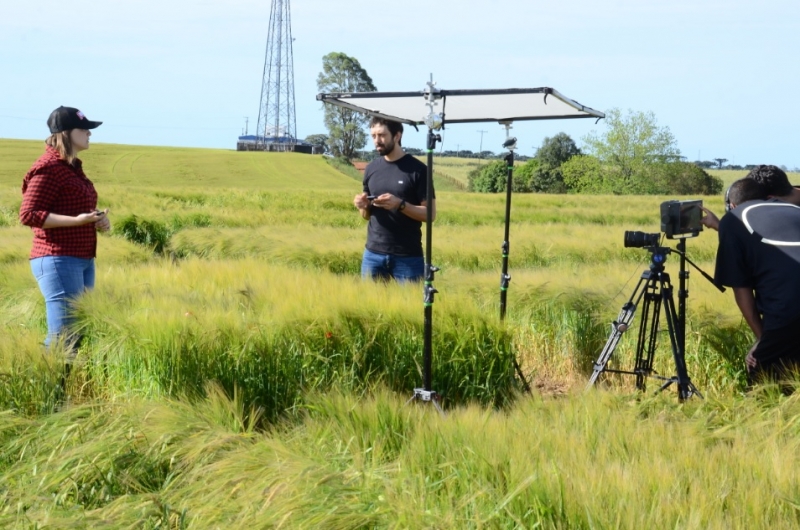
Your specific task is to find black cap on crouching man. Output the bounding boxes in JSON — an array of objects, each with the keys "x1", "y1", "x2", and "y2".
[{"x1": 47, "y1": 106, "x2": 103, "y2": 133}]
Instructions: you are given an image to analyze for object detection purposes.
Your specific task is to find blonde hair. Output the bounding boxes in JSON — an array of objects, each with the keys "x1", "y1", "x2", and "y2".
[{"x1": 45, "y1": 131, "x2": 76, "y2": 165}]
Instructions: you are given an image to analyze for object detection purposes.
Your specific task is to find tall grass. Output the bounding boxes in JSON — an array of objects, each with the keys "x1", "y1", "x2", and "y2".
[
  {"x1": 0, "y1": 254, "x2": 754, "y2": 420},
  {"x1": 4, "y1": 389, "x2": 800, "y2": 528},
  {"x1": 64, "y1": 260, "x2": 518, "y2": 420}
]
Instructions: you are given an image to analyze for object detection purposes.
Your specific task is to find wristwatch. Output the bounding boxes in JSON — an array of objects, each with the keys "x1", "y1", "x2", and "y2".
[{"x1": 398, "y1": 199, "x2": 406, "y2": 211}]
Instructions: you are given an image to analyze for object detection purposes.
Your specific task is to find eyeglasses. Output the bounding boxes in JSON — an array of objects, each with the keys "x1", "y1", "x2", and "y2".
[{"x1": 724, "y1": 185, "x2": 732, "y2": 212}]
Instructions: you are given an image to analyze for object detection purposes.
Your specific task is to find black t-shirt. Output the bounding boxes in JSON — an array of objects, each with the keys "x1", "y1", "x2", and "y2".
[
  {"x1": 363, "y1": 154, "x2": 432, "y2": 257},
  {"x1": 714, "y1": 199, "x2": 800, "y2": 330}
]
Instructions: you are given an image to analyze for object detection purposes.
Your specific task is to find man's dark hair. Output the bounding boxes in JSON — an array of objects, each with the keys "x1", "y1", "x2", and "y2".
[
  {"x1": 746, "y1": 165, "x2": 793, "y2": 197},
  {"x1": 728, "y1": 178, "x2": 767, "y2": 208},
  {"x1": 369, "y1": 116, "x2": 403, "y2": 140}
]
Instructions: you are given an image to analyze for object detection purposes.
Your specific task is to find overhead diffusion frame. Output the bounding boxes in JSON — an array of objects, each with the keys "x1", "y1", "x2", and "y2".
[{"x1": 316, "y1": 87, "x2": 604, "y2": 126}]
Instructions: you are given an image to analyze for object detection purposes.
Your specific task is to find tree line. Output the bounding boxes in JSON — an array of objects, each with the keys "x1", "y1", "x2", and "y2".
[{"x1": 468, "y1": 109, "x2": 723, "y2": 195}]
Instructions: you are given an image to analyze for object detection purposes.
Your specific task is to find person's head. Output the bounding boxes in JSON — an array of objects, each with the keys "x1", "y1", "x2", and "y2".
[
  {"x1": 745, "y1": 165, "x2": 793, "y2": 197},
  {"x1": 369, "y1": 117, "x2": 403, "y2": 157},
  {"x1": 45, "y1": 106, "x2": 102, "y2": 164},
  {"x1": 726, "y1": 178, "x2": 767, "y2": 210}
]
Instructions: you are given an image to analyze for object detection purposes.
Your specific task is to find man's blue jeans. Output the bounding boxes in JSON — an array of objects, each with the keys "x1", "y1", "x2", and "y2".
[
  {"x1": 361, "y1": 249, "x2": 424, "y2": 283},
  {"x1": 30, "y1": 256, "x2": 95, "y2": 350}
]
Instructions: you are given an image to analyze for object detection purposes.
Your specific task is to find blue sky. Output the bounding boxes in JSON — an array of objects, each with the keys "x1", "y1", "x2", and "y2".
[{"x1": 2, "y1": 0, "x2": 798, "y2": 168}]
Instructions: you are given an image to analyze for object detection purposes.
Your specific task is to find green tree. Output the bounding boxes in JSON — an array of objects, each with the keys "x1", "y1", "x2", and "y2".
[
  {"x1": 582, "y1": 108, "x2": 680, "y2": 186},
  {"x1": 561, "y1": 155, "x2": 609, "y2": 193},
  {"x1": 511, "y1": 158, "x2": 540, "y2": 192},
  {"x1": 316, "y1": 53, "x2": 376, "y2": 160},
  {"x1": 531, "y1": 132, "x2": 581, "y2": 193},
  {"x1": 304, "y1": 134, "x2": 329, "y2": 154},
  {"x1": 653, "y1": 162, "x2": 724, "y2": 195},
  {"x1": 562, "y1": 155, "x2": 723, "y2": 195},
  {"x1": 466, "y1": 159, "x2": 534, "y2": 193},
  {"x1": 467, "y1": 160, "x2": 507, "y2": 193}
]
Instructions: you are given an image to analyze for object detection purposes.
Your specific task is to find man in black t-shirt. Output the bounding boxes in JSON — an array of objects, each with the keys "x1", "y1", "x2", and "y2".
[
  {"x1": 714, "y1": 184, "x2": 800, "y2": 383},
  {"x1": 353, "y1": 117, "x2": 435, "y2": 282}
]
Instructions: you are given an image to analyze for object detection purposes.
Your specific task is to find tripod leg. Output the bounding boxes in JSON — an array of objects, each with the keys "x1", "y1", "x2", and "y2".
[
  {"x1": 587, "y1": 301, "x2": 637, "y2": 389},
  {"x1": 512, "y1": 357, "x2": 532, "y2": 393},
  {"x1": 634, "y1": 287, "x2": 661, "y2": 392},
  {"x1": 431, "y1": 395, "x2": 446, "y2": 416},
  {"x1": 661, "y1": 286, "x2": 701, "y2": 400}
]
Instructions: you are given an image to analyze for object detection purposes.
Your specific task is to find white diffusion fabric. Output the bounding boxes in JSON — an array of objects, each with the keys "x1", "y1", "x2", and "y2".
[{"x1": 316, "y1": 87, "x2": 604, "y2": 125}]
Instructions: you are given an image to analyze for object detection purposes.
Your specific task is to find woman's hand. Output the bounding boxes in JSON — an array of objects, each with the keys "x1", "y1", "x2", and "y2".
[{"x1": 94, "y1": 209, "x2": 111, "y2": 232}]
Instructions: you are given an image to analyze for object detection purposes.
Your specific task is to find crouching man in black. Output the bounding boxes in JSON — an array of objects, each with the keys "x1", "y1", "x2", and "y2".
[{"x1": 714, "y1": 169, "x2": 800, "y2": 386}]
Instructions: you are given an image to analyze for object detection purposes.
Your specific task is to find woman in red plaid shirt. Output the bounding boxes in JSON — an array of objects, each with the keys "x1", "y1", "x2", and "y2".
[{"x1": 19, "y1": 106, "x2": 110, "y2": 361}]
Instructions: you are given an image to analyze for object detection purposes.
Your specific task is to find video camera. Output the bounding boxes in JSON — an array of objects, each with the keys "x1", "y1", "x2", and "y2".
[{"x1": 624, "y1": 200, "x2": 703, "y2": 248}]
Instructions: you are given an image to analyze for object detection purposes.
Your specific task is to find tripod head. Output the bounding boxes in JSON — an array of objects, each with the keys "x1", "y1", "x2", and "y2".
[
  {"x1": 644, "y1": 242, "x2": 725, "y2": 294},
  {"x1": 642, "y1": 245, "x2": 670, "y2": 272},
  {"x1": 625, "y1": 230, "x2": 724, "y2": 294}
]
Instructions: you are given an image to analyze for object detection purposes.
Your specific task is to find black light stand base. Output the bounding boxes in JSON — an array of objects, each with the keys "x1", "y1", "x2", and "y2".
[{"x1": 405, "y1": 388, "x2": 445, "y2": 416}]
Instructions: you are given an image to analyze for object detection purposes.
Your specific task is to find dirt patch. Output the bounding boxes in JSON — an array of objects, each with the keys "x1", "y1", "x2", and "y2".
[{"x1": 531, "y1": 376, "x2": 572, "y2": 397}]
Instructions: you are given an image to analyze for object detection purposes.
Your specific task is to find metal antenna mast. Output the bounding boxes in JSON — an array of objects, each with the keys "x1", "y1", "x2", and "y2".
[{"x1": 255, "y1": 0, "x2": 297, "y2": 150}]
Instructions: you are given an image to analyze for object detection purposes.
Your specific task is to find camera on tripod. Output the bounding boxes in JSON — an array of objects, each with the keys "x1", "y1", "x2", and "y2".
[
  {"x1": 623, "y1": 200, "x2": 703, "y2": 249},
  {"x1": 589, "y1": 198, "x2": 718, "y2": 401}
]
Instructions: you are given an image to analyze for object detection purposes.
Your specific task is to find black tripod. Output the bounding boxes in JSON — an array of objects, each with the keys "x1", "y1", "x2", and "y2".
[{"x1": 587, "y1": 239, "x2": 721, "y2": 400}]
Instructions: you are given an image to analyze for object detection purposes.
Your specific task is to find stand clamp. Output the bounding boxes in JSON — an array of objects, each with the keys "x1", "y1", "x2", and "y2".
[
  {"x1": 424, "y1": 265, "x2": 439, "y2": 306},
  {"x1": 500, "y1": 242, "x2": 511, "y2": 291}
]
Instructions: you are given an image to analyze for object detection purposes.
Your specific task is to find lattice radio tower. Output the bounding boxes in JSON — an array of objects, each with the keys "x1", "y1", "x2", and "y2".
[{"x1": 255, "y1": 0, "x2": 297, "y2": 150}]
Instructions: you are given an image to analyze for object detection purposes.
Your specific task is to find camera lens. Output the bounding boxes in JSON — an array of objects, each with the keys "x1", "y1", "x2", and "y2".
[{"x1": 624, "y1": 231, "x2": 660, "y2": 248}]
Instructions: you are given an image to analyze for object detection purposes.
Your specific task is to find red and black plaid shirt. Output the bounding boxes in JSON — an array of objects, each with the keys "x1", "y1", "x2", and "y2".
[{"x1": 19, "y1": 146, "x2": 98, "y2": 259}]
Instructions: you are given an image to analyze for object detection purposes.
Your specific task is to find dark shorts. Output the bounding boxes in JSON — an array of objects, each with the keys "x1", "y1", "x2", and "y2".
[{"x1": 749, "y1": 313, "x2": 800, "y2": 384}]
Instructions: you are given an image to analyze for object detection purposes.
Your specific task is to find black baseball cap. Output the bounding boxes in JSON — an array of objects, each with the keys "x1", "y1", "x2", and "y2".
[{"x1": 47, "y1": 106, "x2": 103, "y2": 133}]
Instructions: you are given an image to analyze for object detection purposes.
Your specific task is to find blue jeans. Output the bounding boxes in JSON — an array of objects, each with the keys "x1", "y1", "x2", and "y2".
[
  {"x1": 361, "y1": 249, "x2": 424, "y2": 283},
  {"x1": 30, "y1": 256, "x2": 95, "y2": 351}
]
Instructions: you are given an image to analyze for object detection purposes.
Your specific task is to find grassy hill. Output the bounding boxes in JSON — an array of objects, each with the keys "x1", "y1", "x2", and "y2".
[{"x1": 1, "y1": 139, "x2": 358, "y2": 191}]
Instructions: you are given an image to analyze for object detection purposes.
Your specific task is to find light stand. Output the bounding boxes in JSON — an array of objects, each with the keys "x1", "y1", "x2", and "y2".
[
  {"x1": 499, "y1": 122, "x2": 515, "y2": 319},
  {"x1": 407, "y1": 76, "x2": 444, "y2": 415},
  {"x1": 586, "y1": 238, "x2": 723, "y2": 401},
  {"x1": 497, "y1": 122, "x2": 532, "y2": 393}
]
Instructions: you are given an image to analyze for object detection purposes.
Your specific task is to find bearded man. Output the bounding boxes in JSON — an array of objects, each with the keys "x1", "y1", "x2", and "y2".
[{"x1": 353, "y1": 117, "x2": 435, "y2": 282}]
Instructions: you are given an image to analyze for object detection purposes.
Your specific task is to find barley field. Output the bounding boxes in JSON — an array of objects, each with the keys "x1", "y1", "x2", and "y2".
[{"x1": 2, "y1": 138, "x2": 800, "y2": 528}]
